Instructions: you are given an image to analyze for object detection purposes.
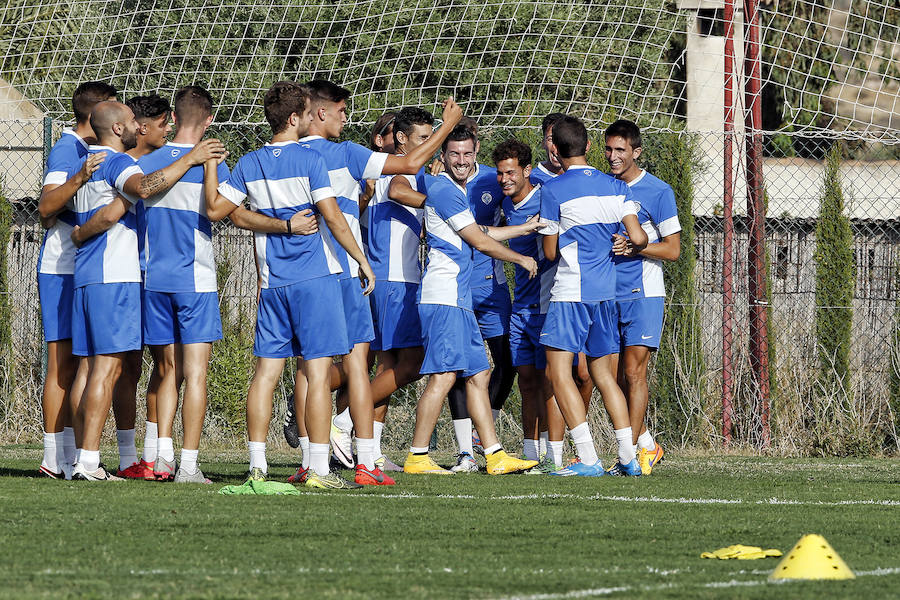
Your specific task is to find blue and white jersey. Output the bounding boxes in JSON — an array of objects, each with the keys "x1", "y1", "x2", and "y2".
[
  {"x1": 502, "y1": 185, "x2": 556, "y2": 314},
  {"x1": 366, "y1": 167, "x2": 425, "y2": 283},
  {"x1": 613, "y1": 170, "x2": 681, "y2": 299},
  {"x1": 299, "y1": 136, "x2": 388, "y2": 280},
  {"x1": 39, "y1": 128, "x2": 88, "y2": 275},
  {"x1": 419, "y1": 173, "x2": 476, "y2": 310},
  {"x1": 529, "y1": 162, "x2": 558, "y2": 186},
  {"x1": 466, "y1": 164, "x2": 505, "y2": 289},
  {"x1": 541, "y1": 165, "x2": 637, "y2": 303},
  {"x1": 73, "y1": 146, "x2": 142, "y2": 288},
  {"x1": 218, "y1": 141, "x2": 339, "y2": 289},
  {"x1": 139, "y1": 142, "x2": 230, "y2": 293}
]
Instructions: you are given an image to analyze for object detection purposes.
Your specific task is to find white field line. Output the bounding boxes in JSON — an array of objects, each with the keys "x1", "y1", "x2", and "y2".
[
  {"x1": 291, "y1": 490, "x2": 900, "y2": 507},
  {"x1": 494, "y1": 567, "x2": 900, "y2": 600}
]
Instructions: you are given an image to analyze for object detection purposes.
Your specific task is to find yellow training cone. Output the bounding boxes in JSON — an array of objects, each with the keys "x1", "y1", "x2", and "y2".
[{"x1": 770, "y1": 534, "x2": 855, "y2": 580}]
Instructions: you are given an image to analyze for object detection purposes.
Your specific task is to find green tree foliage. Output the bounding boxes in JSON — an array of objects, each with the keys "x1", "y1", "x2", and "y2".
[
  {"x1": 0, "y1": 183, "x2": 12, "y2": 411},
  {"x1": 814, "y1": 144, "x2": 855, "y2": 398},
  {"x1": 1, "y1": 0, "x2": 684, "y2": 129},
  {"x1": 639, "y1": 132, "x2": 705, "y2": 444}
]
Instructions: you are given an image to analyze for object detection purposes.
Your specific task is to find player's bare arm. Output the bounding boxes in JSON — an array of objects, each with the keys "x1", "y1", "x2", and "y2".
[
  {"x1": 317, "y1": 196, "x2": 376, "y2": 295},
  {"x1": 125, "y1": 139, "x2": 226, "y2": 200},
  {"x1": 622, "y1": 213, "x2": 648, "y2": 251},
  {"x1": 359, "y1": 179, "x2": 376, "y2": 213},
  {"x1": 203, "y1": 156, "x2": 240, "y2": 221},
  {"x1": 38, "y1": 152, "x2": 107, "y2": 221},
  {"x1": 227, "y1": 206, "x2": 318, "y2": 235},
  {"x1": 458, "y1": 223, "x2": 537, "y2": 279},
  {"x1": 542, "y1": 232, "x2": 559, "y2": 263},
  {"x1": 481, "y1": 214, "x2": 545, "y2": 242},
  {"x1": 69, "y1": 194, "x2": 131, "y2": 247},
  {"x1": 612, "y1": 231, "x2": 680, "y2": 261},
  {"x1": 381, "y1": 98, "x2": 462, "y2": 175},
  {"x1": 388, "y1": 175, "x2": 426, "y2": 208}
]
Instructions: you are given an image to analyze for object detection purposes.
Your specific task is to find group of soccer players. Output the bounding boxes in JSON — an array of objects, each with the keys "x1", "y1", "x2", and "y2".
[{"x1": 36, "y1": 78, "x2": 681, "y2": 489}]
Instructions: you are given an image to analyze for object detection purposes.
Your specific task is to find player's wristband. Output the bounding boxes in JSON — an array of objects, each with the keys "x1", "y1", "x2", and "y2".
[{"x1": 285, "y1": 219, "x2": 292, "y2": 234}]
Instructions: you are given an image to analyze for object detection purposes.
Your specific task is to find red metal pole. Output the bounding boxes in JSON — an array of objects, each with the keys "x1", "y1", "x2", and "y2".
[
  {"x1": 722, "y1": 0, "x2": 736, "y2": 445},
  {"x1": 744, "y1": 0, "x2": 771, "y2": 447}
]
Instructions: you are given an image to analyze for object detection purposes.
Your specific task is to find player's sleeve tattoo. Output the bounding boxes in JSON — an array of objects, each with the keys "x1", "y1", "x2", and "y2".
[{"x1": 139, "y1": 171, "x2": 167, "y2": 197}]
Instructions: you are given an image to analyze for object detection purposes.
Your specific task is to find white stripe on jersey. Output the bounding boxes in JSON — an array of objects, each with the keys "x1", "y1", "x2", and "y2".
[
  {"x1": 193, "y1": 228, "x2": 216, "y2": 292},
  {"x1": 420, "y1": 248, "x2": 461, "y2": 306},
  {"x1": 553, "y1": 241, "x2": 583, "y2": 302},
  {"x1": 558, "y1": 194, "x2": 632, "y2": 234}
]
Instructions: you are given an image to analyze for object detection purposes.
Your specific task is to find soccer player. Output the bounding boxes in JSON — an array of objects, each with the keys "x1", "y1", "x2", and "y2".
[
  {"x1": 141, "y1": 85, "x2": 288, "y2": 483},
  {"x1": 530, "y1": 112, "x2": 566, "y2": 185},
  {"x1": 493, "y1": 138, "x2": 567, "y2": 472},
  {"x1": 403, "y1": 125, "x2": 540, "y2": 476},
  {"x1": 539, "y1": 116, "x2": 648, "y2": 477},
  {"x1": 117, "y1": 93, "x2": 176, "y2": 479},
  {"x1": 68, "y1": 101, "x2": 224, "y2": 480},
  {"x1": 443, "y1": 117, "x2": 516, "y2": 473},
  {"x1": 36, "y1": 81, "x2": 116, "y2": 479},
  {"x1": 363, "y1": 107, "x2": 434, "y2": 471},
  {"x1": 204, "y1": 81, "x2": 381, "y2": 488},
  {"x1": 295, "y1": 80, "x2": 462, "y2": 481},
  {"x1": 605, "y1": 119, "x2": 681, "y2": 475}
]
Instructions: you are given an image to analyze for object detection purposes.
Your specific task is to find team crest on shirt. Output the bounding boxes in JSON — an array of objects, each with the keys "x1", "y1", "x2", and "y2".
[
  {"x1": 481, "y1": 192, "x2": 493, "y2": 204},
  {"x1": 171, "y1": 149, "x2": 180, "y2": 157},
  {"x1": 273, "y1": 148, "x2": 282, "y2": 157}
]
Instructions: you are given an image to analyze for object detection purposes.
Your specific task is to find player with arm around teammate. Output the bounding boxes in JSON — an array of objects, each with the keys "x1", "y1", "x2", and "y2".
[
  {"x1": 403, "y1": 125, "x2": 540, "y2": 476},
  {"x1": 539, "y1": 116, "x2": 648, "y2": 478},
  {"x1": 605, "y1": 119, "x2": 681, "y2": 475}
]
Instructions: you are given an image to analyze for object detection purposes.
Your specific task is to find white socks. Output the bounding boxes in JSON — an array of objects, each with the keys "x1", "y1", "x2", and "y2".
[
  {"x1": 539, "y1": 430, "x2": 549, "y2": 457},
  {"x1": 452, "y1": 418, "x2": 473, "y2": 455},
  {"x1": 410, "y1": 445, "x2": 429, "y2": 454},
  {"x1": 142, "y1": 421, "x2": 158, "y2": 463},
  {"x1": 299, "y1": 437, "x2": 310, "y2": 469},
  {"x1": 158, "y1": 436, "x2": 175, "y2": 462},
  {"x1": 116, "y1": 429, "x2": 138, "y2": 470},
  {"x1": 63, "y1": 427, "x2": 75, "y2": 465},
  {"x1": 42, "y1": 431, "x2": 62, "y2": 472},
  {"x1": 309, "y1": 442, "x2": 330, "y2": 476},
  {"x1": 523, "y1": 438, "x2": 540, "y2": 461},
  {"x1": 356, "y1": 437, "x2": 375, "y2": 470},
  {"x1": 180, "y1": 448, "x2": 199, "y2": 474},
  {"x1": 570, "y1": 422, "x2": 599, "y2": 466},
  {"x1": 333, "y1": 407, "x2": 352, "y2": 431},
  {"x1": 80, "y1": 449, "x2": 100, "y2": 472},
  {"x1": 484, "y1": 443, "x2": 502, "y2": 455},
  {"x1": 637, "y1": 430, "x2": 656, "y2": 451},
  {"x1": 549, "y1": 440, "x2": 564, "y2": 466},
  {"x1": 248, "y1": 441, "x2": 267, "y2": 473},
  {"x1": 615, "y1": 427, "x2": 636, "y2": 464},
  {"x1": 373, "y1": 420, "x2": 384, "y2": 458}
]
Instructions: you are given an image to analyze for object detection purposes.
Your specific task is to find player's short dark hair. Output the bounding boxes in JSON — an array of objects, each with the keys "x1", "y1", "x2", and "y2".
[
  {"x1": 442, "y1": 124, "x2": 477, "y2": 151},
  {"x1": 174, "y1": 85, "x2": 214, "y2": 125},
  {"x1": 542, "y1": 112, "x2": 566, "y2": 136},
  {"x1": 459, "y1": 115, "x2": 478, "y2": 135},
  {"x1": 394, "y1": 107, "x2": 434, "y2": 140},
  {"x1": 72, "y1": 81, "x2": 117, "y2": 124},
  {"x1": 264, "y1": 81, "x2": 308, "y2": 134},
  {"x1": 370, "y1": 111, "x2": 396, "y2": 150},
  {"x1": 492, "y1": 138, "x2": 532, "y2": 168},
  {"x1": 605, "y1": 119, "x2": 642, "y2": 149},
  {"x1": 552, "y1": 116, "x2": 589, "y2": 158},
  {"x1": 126, "y1": 94, "x2": 172, "y2": 121},
  {"x1": 305, "y1": 79, "x2": 351, "y2": 104}
]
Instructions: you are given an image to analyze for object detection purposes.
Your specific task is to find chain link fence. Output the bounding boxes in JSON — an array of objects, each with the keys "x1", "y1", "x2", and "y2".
[{"x1": 0, "y1": 120, "x2": 897, "y2": 455}]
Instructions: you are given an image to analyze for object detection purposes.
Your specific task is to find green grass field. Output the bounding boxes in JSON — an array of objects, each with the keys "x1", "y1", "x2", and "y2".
[{"x1": 1, "y1": 447, "x2": 898, "y2": 599}]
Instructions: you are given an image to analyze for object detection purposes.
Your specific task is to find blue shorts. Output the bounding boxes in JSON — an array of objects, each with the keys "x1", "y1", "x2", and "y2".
[
  {"x1": 616, "y1": 297, "x2": 665, "y2": 349},
  {"x1": 540, "y1": 301, "x2": 620, "y2": 358},
  {"x1": 38, "y1": 273, "x2": 73, "y2": 342},
  {"x1": 143, "y1": 290, "x2": 223, "y2": 345},
  {"x1": 472, "y1": 282, "x2": 512, "y2": 339},
  {"x1": 509, "y1": 310, "x2": 547, "y2": 369},
  {"x1": 371, "y1": 281, "x2": 422, "y2": 351},
  {"x1": 340, "y1": 277, "x2": 375, "y2": 346},
  {"x1": 72, "y1": 283, "x2": 143, "y2": 357},
  {"x1": 419, "y1": 304, "x2": 490, "y2": 378},
  {"x1": 255, "y1": 275, "x2": 350, "y2": 360}
]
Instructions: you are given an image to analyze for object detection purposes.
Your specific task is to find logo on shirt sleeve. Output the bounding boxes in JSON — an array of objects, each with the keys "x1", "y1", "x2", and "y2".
[{"x1": 481, "y1": 192, "x2": 493, "y2": 204}]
